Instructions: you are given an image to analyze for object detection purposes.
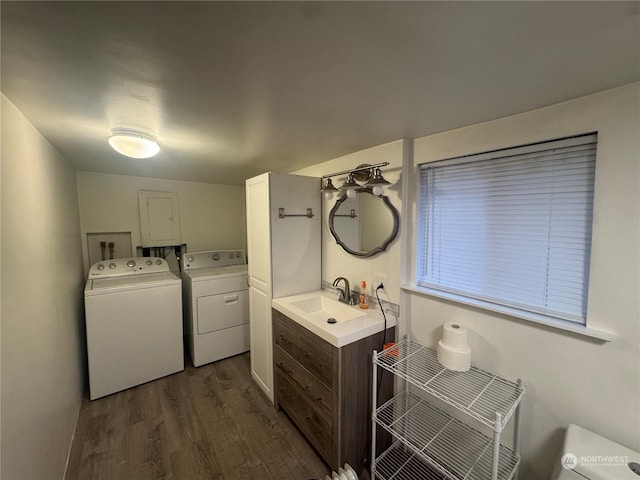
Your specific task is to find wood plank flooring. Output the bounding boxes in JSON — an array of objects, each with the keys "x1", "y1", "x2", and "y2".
[{"x1": 65, "y1": 353, "x2": 333, "y2": 480}]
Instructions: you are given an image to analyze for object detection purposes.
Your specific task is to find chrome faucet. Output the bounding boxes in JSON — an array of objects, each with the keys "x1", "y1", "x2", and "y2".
[{"x1": 333, "y1": 277, "x2": 353, "y2": 305}]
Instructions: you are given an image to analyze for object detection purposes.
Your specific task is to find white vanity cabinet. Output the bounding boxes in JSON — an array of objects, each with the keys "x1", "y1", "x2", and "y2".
[
  {"x1": 371, "y1": 338, "x2": 526, "y2": 480},
  {"x1": 245, "y1": 172, "x2": 321, "y2": 402}
]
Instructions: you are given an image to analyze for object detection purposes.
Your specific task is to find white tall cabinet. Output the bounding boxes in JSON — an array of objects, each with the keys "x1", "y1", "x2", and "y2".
[{"x1": 245, "y1": 172, "x2": 321, "y2": 402}]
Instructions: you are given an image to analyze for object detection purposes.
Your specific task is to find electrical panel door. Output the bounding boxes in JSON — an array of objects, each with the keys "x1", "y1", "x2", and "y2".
[{"x1": 138, "y1": 190, "x2": 182, "y2": 247}]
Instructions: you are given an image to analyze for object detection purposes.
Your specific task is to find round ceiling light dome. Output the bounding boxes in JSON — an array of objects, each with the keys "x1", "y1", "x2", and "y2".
[{"x1": 108, "y1": 128, "x2": 160, "y2": 159}]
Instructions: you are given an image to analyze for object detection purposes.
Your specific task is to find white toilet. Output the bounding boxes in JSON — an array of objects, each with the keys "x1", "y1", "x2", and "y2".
[{"x1": 552, "y1": 424, "x2": 640, "y2": 479}]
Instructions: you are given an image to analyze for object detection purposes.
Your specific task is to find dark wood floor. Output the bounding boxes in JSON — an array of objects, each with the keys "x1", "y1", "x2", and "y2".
[{"x1": 65, "y1": 353, "x2": 333, "y2": 480}]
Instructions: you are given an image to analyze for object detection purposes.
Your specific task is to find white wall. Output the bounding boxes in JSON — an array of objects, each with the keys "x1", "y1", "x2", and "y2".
[
  {"x1": 1, "y1": 94, "x2": 85, "y2": 479},
  {"x1": 294, "y1": 140, "x2": 405, "y2": 305},
  {"x1": 76, "y1": 171, "x2": 247, "y2": 271},
  {"x1": 404, "y1": 83, "x2": 640, "y2": 479}
]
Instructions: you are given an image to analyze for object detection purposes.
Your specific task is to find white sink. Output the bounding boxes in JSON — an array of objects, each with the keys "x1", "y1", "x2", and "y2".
[
  {"x1": 272, "y1": 290, "x2": 396, "y2": 347},
  {"x1": 289, "y1": 295, "x2": 367, "y2": 323}
]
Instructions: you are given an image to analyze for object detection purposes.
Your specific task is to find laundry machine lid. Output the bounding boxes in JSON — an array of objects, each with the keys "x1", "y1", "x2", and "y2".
[
  {"x1": 560, "y1": 424, "x2": 640, "y2": 479},
  {"x1": 86, "y1": 271, "x2": 180, "y2": 294}
]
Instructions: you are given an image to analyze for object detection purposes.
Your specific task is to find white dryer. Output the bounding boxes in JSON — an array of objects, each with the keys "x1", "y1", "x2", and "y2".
[
  {"x1": 84, "y1": 257, "x2": 183, "y2": 400},
  {"x1": 181, "y1": 250, "x2": 249, "y2": 367}
]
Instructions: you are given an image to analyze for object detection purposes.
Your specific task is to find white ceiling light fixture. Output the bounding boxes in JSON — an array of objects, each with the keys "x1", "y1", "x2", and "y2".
[{"x1": 108, "y1": 128, "x2": 160, "y2": 159}]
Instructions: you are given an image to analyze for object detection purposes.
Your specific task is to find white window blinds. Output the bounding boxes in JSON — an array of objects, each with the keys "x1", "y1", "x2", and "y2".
[{"x1": 417, "y1": 133, "x2": 597, "y2": 324}]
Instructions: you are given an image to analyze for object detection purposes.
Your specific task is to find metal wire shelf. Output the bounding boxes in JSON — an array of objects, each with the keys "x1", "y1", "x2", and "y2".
[
  {"x1": 374, "y1": 339, "x2": 525, "y2": 430},
  {"x1": 374, "y1": 441, "x2": 445, "y2": 480},
  {"x1": 375, "y1": 391, "x2": 520, "y2": 480}
]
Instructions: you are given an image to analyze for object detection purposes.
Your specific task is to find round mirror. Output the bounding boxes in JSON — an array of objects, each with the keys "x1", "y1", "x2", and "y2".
[{"x1": 328, "y1": 187, "x2": 399, "y2": 257}]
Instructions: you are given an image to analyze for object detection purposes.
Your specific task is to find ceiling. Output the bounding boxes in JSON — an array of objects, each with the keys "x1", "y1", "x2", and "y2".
[{"x1": 2, "y1": 2, "x2": 638, "y2": 185}]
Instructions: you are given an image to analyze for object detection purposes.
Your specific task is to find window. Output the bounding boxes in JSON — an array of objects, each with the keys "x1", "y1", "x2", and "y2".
[{"x1": 417, "y1": 133, "x2": 597, "y2": 325}]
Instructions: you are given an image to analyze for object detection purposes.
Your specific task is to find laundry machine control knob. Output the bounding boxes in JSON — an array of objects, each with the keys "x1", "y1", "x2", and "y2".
[
  {"x1": 229, "y1": 253, "x2": 234, "y2": 259},
  {"x1": 212, "y1": 254, "x2": 220, "y2": 261},
  {"x1": 97, "y1": 264, "x2": 105, "y2": 270},
  {"x1": 156, "y1": 259, "x2": 162, "y2": 265},
  {"x1": 236, "y1": 253, "x2": 241, "y2": 258},
  {"x1": 146, "y1": 260, "x2": 153, "y2": 266},
  {"x1": 127, "y1": 260, "x2": 136, "y2": 268},
  {"x1": 109, "y1": 263, "x2": 116, "y2": 269}
]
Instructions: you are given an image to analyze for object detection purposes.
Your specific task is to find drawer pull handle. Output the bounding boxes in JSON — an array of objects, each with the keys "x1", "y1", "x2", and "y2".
[
  {"x1": 277, "y1": 363, "x2": 293, "y2": 376},
  {"x1": 224, "y1": 294, "x2": 238, "y2": 304}
]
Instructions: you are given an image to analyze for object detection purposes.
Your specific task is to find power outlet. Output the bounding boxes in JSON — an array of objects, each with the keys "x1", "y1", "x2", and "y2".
[{"x1": 373, "y1": 273, "x2": 387, "y2": 292}]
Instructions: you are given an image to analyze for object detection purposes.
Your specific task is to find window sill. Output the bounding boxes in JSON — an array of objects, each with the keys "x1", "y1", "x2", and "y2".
[{"x1": 401, "y1": 284, "x2": 615, "y2": 342}]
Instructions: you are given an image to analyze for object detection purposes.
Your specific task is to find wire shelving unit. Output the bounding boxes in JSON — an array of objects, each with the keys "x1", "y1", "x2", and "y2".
[{"x1": 371, "y1": 337, "x2": 526, "y2": 480}]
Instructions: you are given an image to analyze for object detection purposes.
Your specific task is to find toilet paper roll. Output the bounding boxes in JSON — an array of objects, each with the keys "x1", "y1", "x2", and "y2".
[
  {"x1": 437, "y1": 340, "x2": 471, "y2": 372},
  {"x1": 441, "y1": 321, "x2": 469, "y2": 350}
]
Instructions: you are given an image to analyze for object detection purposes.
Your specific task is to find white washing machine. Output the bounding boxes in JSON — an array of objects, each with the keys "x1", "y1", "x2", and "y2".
[
  {"x1": 181, "y1": 250, "x2": 249, "y2": 367},
  {"x1": 84, "y1": 257, "x2": 183, "y2": 400}
]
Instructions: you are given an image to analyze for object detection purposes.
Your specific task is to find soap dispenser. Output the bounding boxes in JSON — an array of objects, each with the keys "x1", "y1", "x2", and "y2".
[{"x1": 359, "y1": 281, "x2": 369, "y2": 309}]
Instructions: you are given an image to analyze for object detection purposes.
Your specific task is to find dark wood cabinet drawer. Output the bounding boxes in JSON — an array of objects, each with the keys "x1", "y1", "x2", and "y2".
[
  {"x1": 274, "y1": 346, "x2": 332, "y2": 419},
  {"x1": 272, "y1": 306, "x2": 395, "y2": 472},
  {"x1": 273, "y1": 310, "x2": 333, "y2": 388},
  {"x1": 275, "y1": 369, "x2": 332, "y2": 462}
]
